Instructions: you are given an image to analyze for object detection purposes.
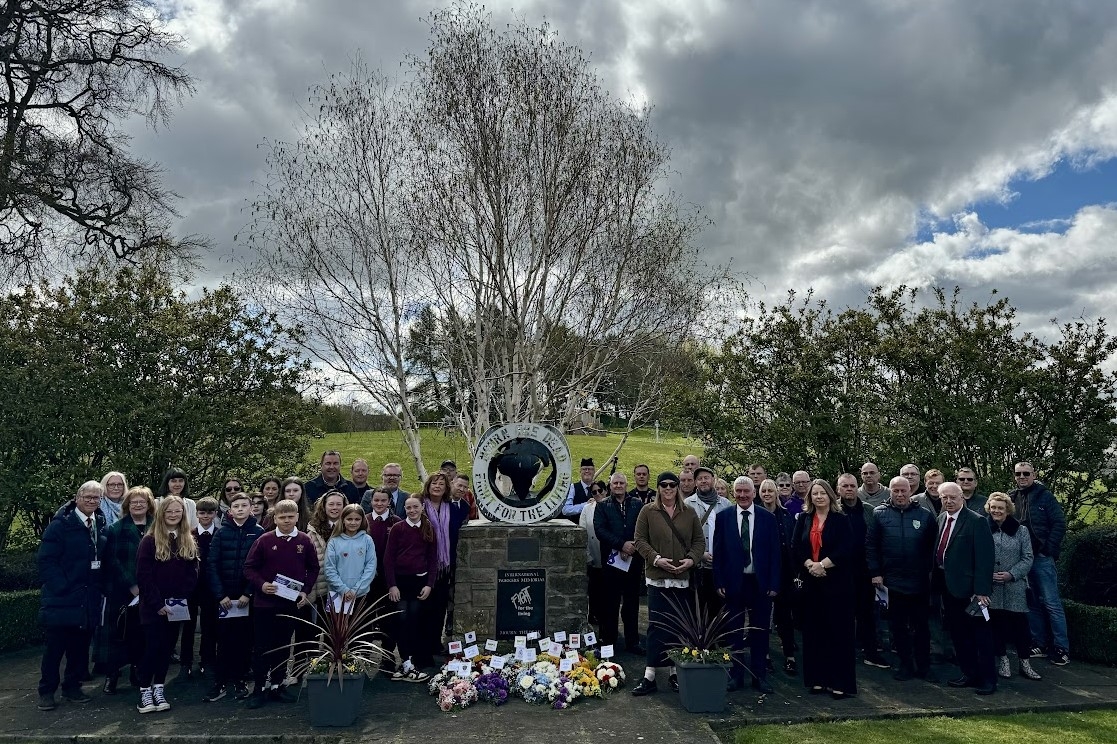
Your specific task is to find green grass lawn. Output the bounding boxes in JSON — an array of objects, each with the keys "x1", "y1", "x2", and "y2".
[
  {"x1": 315, "y1": 427, "x2": 702, "y2": 493},
  {"x1": 734, "y1": 710, "x2": 1117, "y2": 744}
]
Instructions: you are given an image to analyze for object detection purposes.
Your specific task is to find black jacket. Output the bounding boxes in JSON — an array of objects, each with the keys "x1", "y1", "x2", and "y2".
[
  {"x1": 38, "y1": 507, "x2": 107, "y2": 629},
  {"x1": 207, "y1": 513, "x2": 264, "y2": 600},
  {"x1": 594, "y1": 495, "x2": 643, "y2": 566},
  {"x1": 866, "y1": 500, "x2": 936, "y2": 594},
  {"x1": 1009, "y1": 481, "x2": 1066, "y2": 559}
]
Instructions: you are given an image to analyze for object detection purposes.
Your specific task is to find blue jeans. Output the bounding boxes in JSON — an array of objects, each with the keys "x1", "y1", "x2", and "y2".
[{"x1": 1026, "y1": 554, "x2": 1069, "y2": 651}]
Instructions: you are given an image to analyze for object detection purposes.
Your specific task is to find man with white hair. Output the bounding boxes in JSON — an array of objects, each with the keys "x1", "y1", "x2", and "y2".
[{"x1": 36, "y1": 481, "x2": 107, "y2": 710}]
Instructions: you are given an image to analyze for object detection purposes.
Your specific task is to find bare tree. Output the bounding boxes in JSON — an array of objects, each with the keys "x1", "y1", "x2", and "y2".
[
  {"x1": 0, "y1": 1, "x2": 194, "y2": 280},
  {"x1": 243, "y1": 7, "x2": 718, "y2": 472}
]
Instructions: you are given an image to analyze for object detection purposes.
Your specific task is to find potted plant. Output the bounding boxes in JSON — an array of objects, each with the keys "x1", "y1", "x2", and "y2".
[
  {"x1": 283, "y1": 594, "x2": 398, "y2": 726},
  {"x1": 655, "y1": 593, "x2": 735, "y2": 713}
]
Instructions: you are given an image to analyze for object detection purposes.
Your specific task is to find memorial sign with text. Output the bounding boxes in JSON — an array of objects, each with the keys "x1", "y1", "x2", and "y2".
[
  {"x1": 471, "y1": 422, "x2": 572, "y2": 524},
  {"x1": 495, "y1": 568, "x2": 547, "y2": 638}
]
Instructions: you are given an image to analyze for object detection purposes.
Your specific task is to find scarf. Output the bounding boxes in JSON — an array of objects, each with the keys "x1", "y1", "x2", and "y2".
[
  {"x1": 696, "y1": 488, "x2": 718, "y2": 507},
  {"x1": 425, "y1": 499, "x2": 451, "y2": 570},
  {"x1": 100, "y1": 497, "x2": 123, "y2": 525}
]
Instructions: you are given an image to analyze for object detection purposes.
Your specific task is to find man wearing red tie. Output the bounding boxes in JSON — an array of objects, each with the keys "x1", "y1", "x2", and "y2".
[{"x1": 935, "y1": 482, "x2": 996, "y2": 695}]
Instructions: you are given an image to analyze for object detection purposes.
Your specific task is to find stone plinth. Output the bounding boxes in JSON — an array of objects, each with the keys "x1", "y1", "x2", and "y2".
[{"x1": 453, "y1": 520, "x2": 587, "y2": 638}]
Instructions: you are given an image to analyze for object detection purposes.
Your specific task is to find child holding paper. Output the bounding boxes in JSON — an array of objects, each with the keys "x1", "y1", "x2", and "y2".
[
  {"x1": 204, "y1": 491, "x2": 263, "y2": 702},
  {"x1": 135, "y1": 496, "x2": 200, "y2": 714},
  {"x1": 325, "y1": 505, "x2": 378, "y2": 609},
  {"x1": 243, "y1": 499, "x2": 319, "y2": 709},
  {"x1": 385, "y1": 496, "x2": 438, "y2": 681},
  {"x1": 180, "y1": 497, "x2": 219, "y2": 680}
]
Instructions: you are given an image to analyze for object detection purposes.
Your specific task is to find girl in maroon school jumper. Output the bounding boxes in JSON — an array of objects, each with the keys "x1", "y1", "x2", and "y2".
[
  {"x1": 385, "y1": 496, "x2": 438, "y2": 682},
  {"x1": 135, "y1": 496, "x2": 200, "y2": 714}
]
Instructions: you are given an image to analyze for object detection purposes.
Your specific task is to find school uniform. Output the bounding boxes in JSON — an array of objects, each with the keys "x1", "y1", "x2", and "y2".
[{"x1": 384, "y1": 520, "x2": 439, "y2": 668}]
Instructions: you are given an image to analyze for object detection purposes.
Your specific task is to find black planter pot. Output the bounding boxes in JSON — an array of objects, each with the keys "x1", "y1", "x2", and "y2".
[{"x1": 306, "y1": 673, "x2": 365, "y2": 726}]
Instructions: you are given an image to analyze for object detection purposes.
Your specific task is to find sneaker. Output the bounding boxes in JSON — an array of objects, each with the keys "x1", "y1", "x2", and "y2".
[
  {"x1": 152, "y1": 684, "x2": 171, "y2": 712},
  {"x1": 60, "y1": 688, "x2": 91, "y2": 703},
  {"x1": 863, "y1": 653, "x2": 890, "y2": 669},
  {"x1": 245, "y1": 690, "x2": 267, "y2": 709},
  {"x1": 1030, "y1": 646, "x2": 1047, "y2": 658},
  {"x1": 37, "y1": 694, "x2": 57, "y2": 711},
  {"x1": 203, "y1": 684, "x2": 227, "y2": 702},
  {"x1": 1050, "y1": 648, "x2": 1070, "y2": 666},
  {"x1": 403, "y1": 670, "x2": 430, "y2": 683},
  {"x1": 390, "y1": 670, "x2": 406, "y2": 682},
  {"x1": 233, "y1": 682, "x2": 251, "y2": 700},
  {"x1": 136, "y1": 687, "x2": 157, "y2": 714}
]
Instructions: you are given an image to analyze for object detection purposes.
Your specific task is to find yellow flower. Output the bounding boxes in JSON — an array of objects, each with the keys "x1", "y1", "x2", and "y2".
[
  {"x1": 691, "y1": 649, "x2": 699, "y2": 657},
  {"x1": 723, "y1": 653, "x2": 731, "y2": 661},
  {"x1": 682, "y1": 647, "x2": 690, "y2": 654}
]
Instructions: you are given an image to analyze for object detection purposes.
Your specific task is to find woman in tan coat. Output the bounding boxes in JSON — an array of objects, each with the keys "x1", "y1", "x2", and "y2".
[{"x1": 630, "y1": 472, "x2": 706, "y2": 696}]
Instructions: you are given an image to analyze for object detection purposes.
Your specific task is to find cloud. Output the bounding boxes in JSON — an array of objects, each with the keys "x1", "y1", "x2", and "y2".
[{"x1": 124, "y1": 1, "x2": 1117, "y2": 333}]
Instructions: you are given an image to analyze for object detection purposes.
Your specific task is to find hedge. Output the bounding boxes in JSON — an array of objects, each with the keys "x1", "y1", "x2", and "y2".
[
  {"x1": 0, "y1": 552, "x2": 39, "y2": 591},
  {"x1": 1065, "y1": 599, "x2": 1117, "y2": 666},
  {"x1": 0, "y1": 590, "x2": 43, "y2": 652},
  {"x1": 1059, "y1": 524, "x2": 1117, "y2": 608}
]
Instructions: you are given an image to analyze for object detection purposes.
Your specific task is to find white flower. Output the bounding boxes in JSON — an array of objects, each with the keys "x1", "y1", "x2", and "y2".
[{"x1": 519, "y1": 676, "x2": 534, "y2": 689}]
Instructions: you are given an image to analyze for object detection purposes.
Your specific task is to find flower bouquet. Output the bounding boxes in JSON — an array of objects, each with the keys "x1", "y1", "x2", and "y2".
[
  {"x1": 594, "y1": 661, "x2": 626, "y2": 691},
  {"x1": 548, "y1": 676, "x2": 579, "y2": 709},
  {"x1": 474, "y1": 672, "x2": 511, "y2": 706},
  {"x1": 516, "y1": 665, "x2": 556, "y2": 704},
  {"x1": 566, "y1": 666, "x2": 603, "y2": 699},
  {"x1": 436, "y1": 678, "x2": 478, "y2": 712}
]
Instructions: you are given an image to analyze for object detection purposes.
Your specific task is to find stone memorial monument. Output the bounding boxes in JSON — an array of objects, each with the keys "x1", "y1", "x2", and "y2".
[{"x1": 452, "y1": 423, "x2": 588, "y2": 638}]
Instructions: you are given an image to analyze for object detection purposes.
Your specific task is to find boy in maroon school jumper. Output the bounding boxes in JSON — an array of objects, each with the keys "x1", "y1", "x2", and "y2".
[{"x1": 243, "y1": 499, "x2": 319, "y2": 709}]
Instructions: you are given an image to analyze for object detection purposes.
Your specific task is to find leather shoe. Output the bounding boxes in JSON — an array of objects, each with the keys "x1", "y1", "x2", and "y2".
[
  {"x1": 631, "y1": 678, "x2": 658, "y2": 696},
  {"x1": 668, "y1": 673, "x2": 679, "y2": 692},
  {"x1": 726, "y1": 678, "x2": 743, "y2": 692},
  {"x1": 753, "y1": 679, "x2": 774, "y2": 694},
  {"x1": 893, "y1": 666, "x2": 914, "y2": 681},
  {"x1": 103, "y1": 676, "x2": 118, "y2": 695},
  {"x1": 974, "y1": 684, "x2": 996, "y2": 696},
  {"x1": 947, "y1": 675, "x2": 973, "y2": 688}
]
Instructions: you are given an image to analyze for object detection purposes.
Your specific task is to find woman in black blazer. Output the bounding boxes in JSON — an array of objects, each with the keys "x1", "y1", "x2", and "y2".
[{"x1": 793, "y1": 479, "x2": 857, "y2": 698}]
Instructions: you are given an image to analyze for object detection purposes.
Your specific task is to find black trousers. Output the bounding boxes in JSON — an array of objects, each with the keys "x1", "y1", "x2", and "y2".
[
  {"x1": 394, "y1": 574, "x2": 435, "y2": 668},
  {"x1": 888, "y1": 589, "x2": 931, "y2": 672},
  {"x1": 38, "y1": 625, "x2": 93, "y2": 696},
  {"x1": 600, "y1": 560, "x2": 643, "y2": 649},
  {"x1": 944, "y1": 593, "x2": 995, "y2": 688},
  {"x1": 854, "y1": 573, "x2": 878, "y2": 653},
  {"x1": 214, "y1": 613, "x2": 253, "y2": 685},
  {"x1": 138, "y1": 619, "x2": 179, "y2": 687},
  {"x1": 180, "y1": 592, "x2": 218, "y2": 669},
  {"x1": 725, "y1": 574, "x2": 772, "y2": 685},
  {"x1": 420, "y1": 570, "x2": 451, "y2": 657},
  {"x1": 369, "y1": 574, "x2": 398, "y2": 668},
  {"x1": 695, "y1": 567, "x2": 724, "y2": 620},
  {"x1": 991, "y1": 609, "x2": 1033, "y2": 658},
  {"x1": 646, "y1": 585, "x2": 693, "y2": 668},
  {"x1": 772, "y1": 583, "x2": 797, "y2": 657},
  {"x1": 586, "y1": 565, "x2": 605, "y2": 625},
  {"x1": 252, "y1": 607, "x2": 299, "y2": 689}
]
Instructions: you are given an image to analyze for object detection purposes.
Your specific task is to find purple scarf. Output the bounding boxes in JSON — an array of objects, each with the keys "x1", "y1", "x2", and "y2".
[{"x1": 425, "y1": 499, "x2": 451, "y2": 570}]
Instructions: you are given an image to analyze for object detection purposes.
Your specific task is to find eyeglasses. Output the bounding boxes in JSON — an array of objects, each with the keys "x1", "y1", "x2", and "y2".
[
  {"x1": 777, "y1": 483, "x2": 792, "y2": 487},
  {"x1": 659, "y1": 483, "x2": 678, "y2": 489},
  {"x1": 957, "y1": 477, "x2": 975, "y2": 482},
  {"x1": 792, "y1": 481, "x2": 809, "y2": 486},
  {"x1": 1015, "y1": 471, "x2": 1032, "y2": 477},
  {"x1": 225, "y1": 485, "x2": 243, "y2": 492},
  {"x1": 78, "y1": 494, "x2": 102, "y2": 501}
]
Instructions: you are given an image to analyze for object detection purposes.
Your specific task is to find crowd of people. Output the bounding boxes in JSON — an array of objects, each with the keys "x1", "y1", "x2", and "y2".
[
  {"x1": 34, "y1": 448, "x2": 1070, "y2": 714},
  {"x1": 565, "y1": 456, "x2": 1069, "y2": 698},
  {"x1": 35, "y1": 453, "x2": 477, "y2": 713}
]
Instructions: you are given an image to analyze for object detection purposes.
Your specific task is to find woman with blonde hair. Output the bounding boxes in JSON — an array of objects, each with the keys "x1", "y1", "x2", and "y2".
[
  {"x1": 135, "y1": 496, "x2": 199, "y2": 713},
  {"x1": 985, "y1": 492, "x2": 1041, "y2": 680}
]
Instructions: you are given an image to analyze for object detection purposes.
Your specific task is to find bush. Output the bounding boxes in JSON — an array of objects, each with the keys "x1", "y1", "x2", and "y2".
[
  {"x1": 1059, "y1": 524, "x2": 1117, "y2": 607},
  {"x1": 0, "y1": 552, "x2": 39, "y2": 591},
  {"x1": 1065, "y1": 599, "x2": 1117, "y2": 666},
  {"x1": 0, "y1": 590, "x2": 43, "y2": 652}
]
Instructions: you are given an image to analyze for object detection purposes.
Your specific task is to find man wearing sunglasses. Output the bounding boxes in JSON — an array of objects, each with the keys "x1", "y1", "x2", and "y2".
[
  {"x1": 955, "y1": 468, "x2": 985, "y2": 514},
  {"x1": 1008, "y1": 462, "x2": 1069, "y2": 666}
]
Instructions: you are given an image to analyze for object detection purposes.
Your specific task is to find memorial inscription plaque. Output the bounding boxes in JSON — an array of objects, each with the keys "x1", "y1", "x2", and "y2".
[{"x1": 495, "y1": 568, "x2": 547, "y2": 638}]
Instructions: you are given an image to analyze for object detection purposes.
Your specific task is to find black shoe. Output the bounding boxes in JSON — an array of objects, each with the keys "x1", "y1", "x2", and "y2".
[
  {"x1": 179, "y1": 665, "x2": 193, "y2": 680},
  {"x1": 61, "y1": 688, "x2": 91, "y2": 703},
  {"x1": 37, "y1": 694, "x2": 57, "y2": 711},
  {"x1": 809, "y1": 685, "x2": 826, "y2": 694},
  {"x1": 863, "y1": 653, "x2": 890, "y2": 669},
  {"x1": 915, "y1": 668, "x2": 937, "y2": 683},
  {"x1": 726, "y1": 678, "x2": 743, "y2": 692},
  {"x1": 198, "y1": 665, "x2": 208, "y2": 678},
  {"x1": 169, "y1": 652, "x2": 180, "y2": 664},
  {"x1": 766, "y1": 657, "x2": 776, "y2": 673},
  {"x1": 753, "y1": 679, "x2": 774, "y2": 694},
  {"x1": 830, "y1": 690, "x2": 850, "y2": 700},
  {"x1": 129, "y1": 666, "x2": 139, "y2": 688},
  {"x1": 948, "y1": 675, "x2": 972, "y2": 688},
  {"x1": 245, "y1": 691, "x2": 267, "y2": 709},
  {"x1": 631, "y1": 678, "x2": 658, "y2": 696},
  {"x1": 203, "y1": 684, "x2": 227, "y2": 702},
  {"x1": 974, "y1": 684, "x2": 996, "y2": 696},
  {"x1": 784, "y1": 657, "x2": 797, "y2": 675},
  {"x1": 233, "y1": 682, "x2": 251, "y2": 700},
  {"x1": 626, "y1": 645, "x2": 646, "y2": 656},
  {"x1": 103, "y1": 676, "x2": 118, "y2": 695},
  {"x1": 893, "y1": 666, "x2": 915, "y2": 681},
  {"x1": 668, "y1": 673, "x2": 679, "y2": 691},
  {"x1": 269, "y1": 686, "x2": 298, "y2": 703}
]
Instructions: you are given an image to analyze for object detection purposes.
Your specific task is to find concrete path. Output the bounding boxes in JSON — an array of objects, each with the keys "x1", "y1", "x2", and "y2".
[{"x1": 2, "y1": 643, "x2": 1116, "y2": 744}]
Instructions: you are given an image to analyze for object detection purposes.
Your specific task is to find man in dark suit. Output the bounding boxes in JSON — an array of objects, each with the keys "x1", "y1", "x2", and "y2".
[
  {"x1": 935, "y1": 481, "x2": 996, "y2": 694},
  {"x1": 361, "y1": 462, "x2": 410, "y2": 517},
  {"x1": 714, "y1": 476, "x2": 782, "y2": 694}
]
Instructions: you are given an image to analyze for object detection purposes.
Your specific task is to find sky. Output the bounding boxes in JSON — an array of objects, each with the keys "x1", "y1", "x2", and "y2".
[{"x1": 134, "y1": 0, "x2": 1117, "y2": 337}]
